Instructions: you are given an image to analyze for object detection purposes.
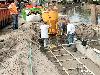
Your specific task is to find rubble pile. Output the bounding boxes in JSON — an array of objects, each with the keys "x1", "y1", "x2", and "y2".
[
  {"x1": 0, "y1": 18, "x2": 60, "y2": 75},
  {"x1": 76, "y1": 24, "x2": 100, "y2": 49},
  {"x1": 76, "y1": 24, "x2": 96, "y2": 40}
]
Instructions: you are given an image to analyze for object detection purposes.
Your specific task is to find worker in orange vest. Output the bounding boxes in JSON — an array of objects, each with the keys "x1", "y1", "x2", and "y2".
[{"x1": 8, "y1": 1, "x2": 18, "y2": 30}]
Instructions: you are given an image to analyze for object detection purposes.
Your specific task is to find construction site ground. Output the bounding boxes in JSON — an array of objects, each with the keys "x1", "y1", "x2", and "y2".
[
  {"x1": 0, "y1": 17, "x2": 60, "y2": 75},
  {"x1": 46, "y1": 45, "x2": 100, "y2": 75},
  {"x1": 0, "y1": 17, "x2": 100, "y2": 75}
]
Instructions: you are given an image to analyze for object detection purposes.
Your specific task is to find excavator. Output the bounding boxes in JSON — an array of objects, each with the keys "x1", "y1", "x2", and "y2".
[{"x1": 42, "y1": 3, "x2": 59, "y2": 36}]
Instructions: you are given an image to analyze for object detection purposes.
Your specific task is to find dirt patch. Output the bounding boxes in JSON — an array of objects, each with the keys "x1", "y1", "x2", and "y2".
[{"x1": 0, "y1": 18, "x2": 60, "y2": 75}]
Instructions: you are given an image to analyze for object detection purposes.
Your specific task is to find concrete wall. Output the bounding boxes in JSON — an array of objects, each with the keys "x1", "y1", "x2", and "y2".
[{"x1": 76, "y1": 41, "x2": 100, "y2": 67}]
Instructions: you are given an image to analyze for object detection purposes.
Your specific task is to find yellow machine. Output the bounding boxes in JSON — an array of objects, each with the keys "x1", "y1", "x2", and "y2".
[{"x1": 42, "y1": 7, "x2": 58, "y2": 36}]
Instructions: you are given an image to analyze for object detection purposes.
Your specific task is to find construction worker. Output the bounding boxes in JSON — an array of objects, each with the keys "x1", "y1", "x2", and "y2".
[
  {"x1": 8, "y1": 1, "x2": 18, "y2": 30},
  {"x1": 40, "y1": 21, "x2": 50, "y2": 48},
  {"x1": 19, "y1": 1, "x2": 25, "y2": 13},
  {"x1": 62, "y1": 7, "x2": 66, "y2": 15},
  {"x1": 66, "y1": 19, "x2": 75, "y2": 47},
  {"x1": 61, "y1": 18, "x2": 67, "y2": 35}
]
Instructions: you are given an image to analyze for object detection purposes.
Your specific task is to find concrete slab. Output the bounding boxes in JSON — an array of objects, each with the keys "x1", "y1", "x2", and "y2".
[{"x1": 76, "y1": 41, "x2": 100, "y2": 67}]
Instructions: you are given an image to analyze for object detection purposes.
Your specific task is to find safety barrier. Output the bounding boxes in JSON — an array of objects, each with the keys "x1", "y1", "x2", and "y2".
[{"x1": 0, "y1": 8, "x2": 11, "y2": 29}]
